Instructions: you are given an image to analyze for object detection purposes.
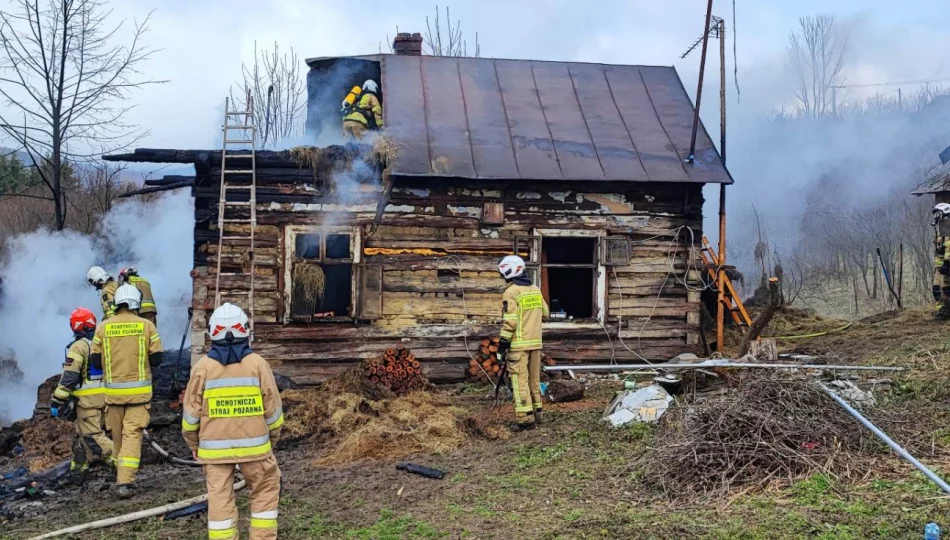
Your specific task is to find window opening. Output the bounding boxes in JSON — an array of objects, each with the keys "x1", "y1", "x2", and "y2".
[
  {"x1": 290, "y1": 231, "x2": 354, "y2": 321},
  {"x1": 541, "y1": 237, "x2": 596, "y2": 320}
]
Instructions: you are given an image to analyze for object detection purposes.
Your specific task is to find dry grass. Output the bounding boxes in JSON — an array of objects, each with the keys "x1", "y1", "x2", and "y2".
[
  {"x1": 280, "y1": 368, "x2": 506, "y2": 466},
  {"x1": 292, "y1": 262, "x2": 326, "y2": 306},
  {"x1": 17, "y1": 417, "x2": 73, "y2": 471}
]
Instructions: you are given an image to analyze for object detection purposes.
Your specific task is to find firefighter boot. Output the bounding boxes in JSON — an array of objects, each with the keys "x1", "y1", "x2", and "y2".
[
  {"x1": 117, "y1": 484, "x2": 135, "y2": 500},
  {"x1": 938, "y1": 303, "x2": 950, "y2": 320},
  {"x1": 534, "y1": 410, "x2": 543, "y2": 426}
]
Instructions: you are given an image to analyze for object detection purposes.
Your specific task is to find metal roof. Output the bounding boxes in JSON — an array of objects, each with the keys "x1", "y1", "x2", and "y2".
[
  {"x1": 912, "y1": 161, "x2": 950, "y2": 195},
  {"x1": 310, "y1": 55, "x2": 732, "y2": 184}
]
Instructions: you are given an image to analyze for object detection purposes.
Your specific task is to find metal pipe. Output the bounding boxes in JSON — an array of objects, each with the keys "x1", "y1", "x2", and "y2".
[
  {"x1": 687, "y1": 0, "x2": 715, "y2": 162},
  {"x1": 819, "y1": 383, "x2": 950, "y2": 495},
  {"x1": 543, "y1": 362, "x2": 906, "y2": 372}
]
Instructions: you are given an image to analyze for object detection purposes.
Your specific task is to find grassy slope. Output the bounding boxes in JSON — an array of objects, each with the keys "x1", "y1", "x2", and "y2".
[{"x1": 5, "y1": 309, "x2": 950, "y2": 540}]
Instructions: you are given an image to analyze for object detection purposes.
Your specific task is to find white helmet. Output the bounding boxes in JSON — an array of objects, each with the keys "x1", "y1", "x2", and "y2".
[
  {"x1": 934, "y1": 203, "x2": 950, "y2": 226},
  {"x1": 362, "y1": 79, "x2": 379, "y2": 94},
  {"x1": 498, "y1": 255, "x2": 526, "y2": 279},
  {"x1": 86, "y1": 266, "x2": 112, "y2": 287},
  {"x1": 113, "y1": 284, "x2": 142, "y2": 310},
  {"x1": 209, "y1": 302, "x2": 250, "y2": 342}
]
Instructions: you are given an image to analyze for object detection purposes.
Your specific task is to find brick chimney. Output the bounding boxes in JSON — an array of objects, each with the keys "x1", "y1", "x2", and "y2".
[{"x1": 393, "y1": 32, "x2": 423, "y2": 56}]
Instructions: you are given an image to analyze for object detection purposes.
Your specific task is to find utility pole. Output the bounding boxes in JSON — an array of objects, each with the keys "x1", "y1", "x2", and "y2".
[
  {"x1": 898, "y1": 87, "x2": 902, "y2": 109},
  {"x1": 717, "y1": 16, "x2": 727, "y2": 352},
  {"x1": 832, "y1": 86, "x2": 837, "y2": 115}
]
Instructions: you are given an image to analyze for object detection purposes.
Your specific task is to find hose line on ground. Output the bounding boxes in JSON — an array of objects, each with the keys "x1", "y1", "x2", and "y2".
[
  {"x1": 143, "y1": 429, "x2": 200, "y2": 467},
  {"x1": 28, "y1": 478, "x2": 246, "y2": 539},
  {"x1": 768, "y1": 321, "x2": 854, "y2": 341}
]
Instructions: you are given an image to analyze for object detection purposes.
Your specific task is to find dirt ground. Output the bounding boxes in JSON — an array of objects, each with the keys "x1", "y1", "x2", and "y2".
[{"x1": 3, "y1": 309, "x2": 950, "y2": 539}]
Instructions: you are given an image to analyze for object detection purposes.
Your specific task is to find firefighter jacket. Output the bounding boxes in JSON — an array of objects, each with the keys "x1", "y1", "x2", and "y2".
[
  {"x1": 99, "y1": 280, "x2": 118, "y2": 319},
  {"x1": 90, "y1": 309, "x2": 163, "y2": 405},
  {"x1": 936, "y1": 236, "x2": 950, "y2": 275},
  {"x1": 53, "y1": 336, "x2": 105, "y2": 409},
  {"x1": 343, "y1": 93, "x2": 384, "y2": 129},
  {"x1": 500, "y1": 281, "x2": 549, "y2": 351},
  {"x1": 181, "y1": 352, "x2": 284, "y2": 464},
  {"x1": 126, "y1": 275, "x2": 157, "y2": 316}
]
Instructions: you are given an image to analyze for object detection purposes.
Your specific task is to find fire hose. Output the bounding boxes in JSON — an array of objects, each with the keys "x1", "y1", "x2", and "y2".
[
  {"x1": 143, "y1": 430, "x2": 199, "y2": 467},
  {"x1": 27, "y1": 477, "x2": 246, "y2": 539}
]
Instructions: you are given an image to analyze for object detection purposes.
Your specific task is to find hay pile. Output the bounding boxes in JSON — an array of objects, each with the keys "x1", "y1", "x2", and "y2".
[
  {"x1": 281, "y1": 367, "x2": 505, "y2": 466},
  {"x1": 293, "y1": 262, "x2": 326, "y2": 307},
  {"x1": 0, "y1": 417, "x2": 73, "y2": 472},
  {"x1": 642, "y1": 374, "x2": 883, "y2": 499}
]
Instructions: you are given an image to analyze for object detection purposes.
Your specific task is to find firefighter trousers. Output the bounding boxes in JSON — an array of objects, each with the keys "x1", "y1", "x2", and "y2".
[
  {"x1": 343, "y1": 120, "x2": 368, "y2": 139},
  {"x1": 205, "y1": 455, "x2": 281, "y2": 540},
  {"x1": 106, "y1": 404, "x2": 149, "y2": 485},
  {"x1": 508, "y1": 350, "x2": 543, "y2": 424},
  {"x1": 73, "y1": 405, "x2": 112, "y2": 468}
]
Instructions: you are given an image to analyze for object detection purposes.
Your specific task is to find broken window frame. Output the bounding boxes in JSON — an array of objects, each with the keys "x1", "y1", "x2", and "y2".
[
  {"x1": 283, "y1": 226, "x2": 362, "y2": 322},
  {"x1": 600, "y1": 236, "x2": 633, "y2": 266},
  {"x1": 531, "y1": 229, "x2": 608, "y2": 325}
]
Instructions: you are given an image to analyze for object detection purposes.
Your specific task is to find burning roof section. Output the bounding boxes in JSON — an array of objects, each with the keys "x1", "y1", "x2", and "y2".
[{"x1": 307, "y1": 54, "x2": 732, "y2": 185}]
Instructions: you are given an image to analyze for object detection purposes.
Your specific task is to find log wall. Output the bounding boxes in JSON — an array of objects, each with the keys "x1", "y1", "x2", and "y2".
[{"x1": 189, "y1": 164, "x2": 705, "y2": 384}]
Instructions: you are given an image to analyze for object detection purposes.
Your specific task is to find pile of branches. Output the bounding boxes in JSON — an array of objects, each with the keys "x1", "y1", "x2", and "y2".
[
  {"x1": 642, "y1": 374, "x2": 884, "y2": 499},
  {"x1": 362, "y1": 346, "x2": 429, "y2": 396}
]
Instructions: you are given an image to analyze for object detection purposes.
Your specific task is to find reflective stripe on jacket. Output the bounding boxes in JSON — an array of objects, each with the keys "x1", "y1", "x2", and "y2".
[
  {"x1": 182, "y1": 353, "x2": 284, "y2": 464},
  {"x1": 100, "y1": 280, "x2": 118, "y2": 319},
  {"x1": 343, "y1": 93, "x2": 383, "y2": 128},
  {"x1": 53, "y1": 338, "x2": 106, "y2": 408},
  {"x1": 91, "y1": 310, "x2": 162, "y2": 405},
  {"x1": 127, "y1": 276, "x2": 157, "y2": 315},
  {"x1": 500, "y1": 283, "x2": 549, "y2": 351}
]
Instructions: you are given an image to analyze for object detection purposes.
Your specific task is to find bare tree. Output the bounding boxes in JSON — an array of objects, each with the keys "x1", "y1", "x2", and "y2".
[
  {"x1": 424, "y1": 5, "x2": 480, "y2": 57},
  {"x1": 230, "y1": 41, "x2": 305, "y2": 149},
  {"x1": 786, "y1": 14, "x2": 849, "y2": 118},
  {"x1": 0, "y1": 0, "x2": 162, "y2": 230}
]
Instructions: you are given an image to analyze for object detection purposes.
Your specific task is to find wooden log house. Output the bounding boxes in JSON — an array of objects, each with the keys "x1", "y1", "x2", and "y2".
[{"x1": 105, "y1": 50, "x2": 732, "y2": 385}]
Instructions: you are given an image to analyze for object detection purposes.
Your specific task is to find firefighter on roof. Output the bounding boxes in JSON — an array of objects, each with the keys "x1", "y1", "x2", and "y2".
[
  {"x1": 119, "y1": 267, "x2": 158, "y2": 326},
  {"x1": 933, "y1": 203, "x2": 950, "y2": 319},
  {"x1": 86, "y1": 266, "x2": 117, "y2": 319},
  {"x1": 51, "y1": 307, "x2": 114, "y2": 485},
  {"x1": 342, "y1": 79, "x2": 384, "y2": 139},
  {"x1": 497, "y1": 255, "x2": 549, "y2": 431},
  {"x1": 182, "y1": 302, "x2": 283, "y2": 540},
  {"x1": 90, "y1": 284, "x2": 163, "y2": 499}
]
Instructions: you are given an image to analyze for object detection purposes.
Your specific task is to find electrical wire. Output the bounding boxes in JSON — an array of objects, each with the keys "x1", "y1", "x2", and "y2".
[{"x1": 436, "y1": 255, "x2": 496, "y2": 384}]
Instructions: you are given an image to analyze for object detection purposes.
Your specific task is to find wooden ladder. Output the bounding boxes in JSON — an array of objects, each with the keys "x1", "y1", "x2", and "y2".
[
  {"x1": 214, "y1": 93, "x2": 258, "y2": 340},
  {"x1": 700, "y1": 235, "x2": 752, "y2": 328}
]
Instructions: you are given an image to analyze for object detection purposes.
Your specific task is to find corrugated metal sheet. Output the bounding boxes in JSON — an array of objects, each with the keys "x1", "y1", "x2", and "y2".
[
  {"x1": 912, "y1": 161, "x2": 950, "y2": 195},
  {"x1": 310, "y1": 54, "x2": 732, "y2": 184}
]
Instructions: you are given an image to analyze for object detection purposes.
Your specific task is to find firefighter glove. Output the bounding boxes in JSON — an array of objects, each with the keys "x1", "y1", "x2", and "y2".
[
  {"x1": 941, "y1": 265, "x2": 950, "y2": 277},
  {"x1": 498, "y1": 338, "x2": 511, "y2": 357}
]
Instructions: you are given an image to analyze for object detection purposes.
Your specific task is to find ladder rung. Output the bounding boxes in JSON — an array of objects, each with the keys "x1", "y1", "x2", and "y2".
[
  {"x1": 222, "y1": 219, "x2": 254, "y2": 223},
  {"x1": 218, "y1": 272, "x2": 249, "y2": 277},
  {"x1": 223, "y1": 201, "x2": 252, "y2": 207},
  {"x1": 224, "y1": 125, "x2": 255, "y2": 130},
  {"x1": 226, "y1": 111, "x2": 252, "y2": 116},
  {"x1": 220, "y1": 235, "x2": 253, "y2": 240},
  {"x1": 223, "y1": 169, "x2": 255, "y2": 174},
  {"x1": 223, "y1": 154, "x2": 253, "y2": 159},
  {"x1": 224, "y1": 139, "x2": 254, "y2": 144},
  {"x1": 224, "y1": 185, "x2": 254, "y2": 190}
]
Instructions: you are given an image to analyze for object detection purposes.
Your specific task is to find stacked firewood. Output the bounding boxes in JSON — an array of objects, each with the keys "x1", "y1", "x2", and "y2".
[
  {"x1": 467, "y1": 336, "x2": 557, "y2": 382},
  {"x1": 362, "y1": 346, "x2": 427, "y2": 395}
]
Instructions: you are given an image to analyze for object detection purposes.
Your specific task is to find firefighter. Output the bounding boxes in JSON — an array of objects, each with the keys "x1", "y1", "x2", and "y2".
[
  {"x1": 119, "y1": 267, "x2": 158, "y2": 326},
  {"x1": 51, "y1": 307, "x2": 114, "y2": 485},
  {"x1": 86, "y1": 266, "x2": 117, "y2": 320},
  {"x1": 934, "y1": 203, "x2": 950, "y2": 319},
  {"x1": 90, "y1": 284, "x2": 163, "y2": 499},
  {"x1": 342, "y1": 79, "x2": 384, "y2": 139},
  {"x1": 497, "y1": 255, "x2": 549, "y2": 430},
  {"x1": 182, "y1": 303, "x2": 283, "y2": 540}
]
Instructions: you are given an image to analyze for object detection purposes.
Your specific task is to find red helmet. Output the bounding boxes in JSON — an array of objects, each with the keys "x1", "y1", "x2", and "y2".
[{"x1": 70, "y1": 307, "x2": 97, "y2": 333}]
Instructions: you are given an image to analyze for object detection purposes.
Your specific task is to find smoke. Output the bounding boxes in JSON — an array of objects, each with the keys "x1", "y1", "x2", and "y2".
[{"x1": 0, "y1": 190, "x2": 194, "y2": 424}]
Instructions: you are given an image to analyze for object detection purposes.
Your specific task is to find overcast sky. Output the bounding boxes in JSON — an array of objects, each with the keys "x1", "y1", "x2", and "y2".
[{"x1": 69, "y1": 0, "x2": 945, "y2": 152}]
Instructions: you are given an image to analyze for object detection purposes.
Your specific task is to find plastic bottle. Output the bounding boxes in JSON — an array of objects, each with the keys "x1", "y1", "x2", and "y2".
[{"x1": 925, "y1": 522, "x2": 941, "y2": 540}]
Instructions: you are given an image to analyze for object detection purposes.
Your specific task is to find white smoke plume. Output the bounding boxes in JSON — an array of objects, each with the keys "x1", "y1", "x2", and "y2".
[{"x1": 0, "y1": 190, "x2": 194, "y2": 424}]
